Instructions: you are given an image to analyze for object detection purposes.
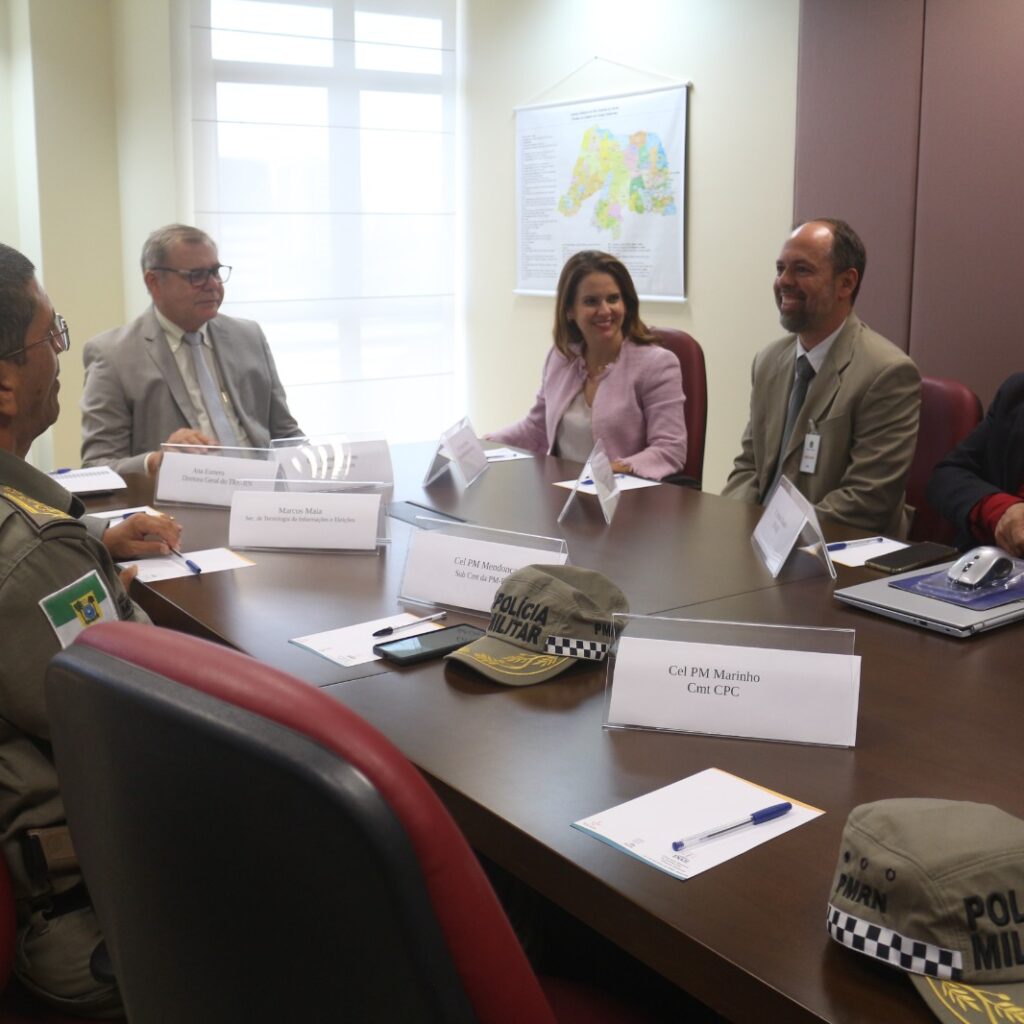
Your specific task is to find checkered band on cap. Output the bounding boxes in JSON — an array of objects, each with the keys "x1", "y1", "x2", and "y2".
[
  {"x1": 544, "y1": 636, "x2": 608, "y2": 661},
  {"x1": 826, "y1": 903, "x2": 962, "y2": 980}
]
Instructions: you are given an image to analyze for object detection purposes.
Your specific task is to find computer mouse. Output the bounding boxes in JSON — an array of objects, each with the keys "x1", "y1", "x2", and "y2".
[{"x1": 946, "y1": 546, "x2": 1015, "y2": 589}]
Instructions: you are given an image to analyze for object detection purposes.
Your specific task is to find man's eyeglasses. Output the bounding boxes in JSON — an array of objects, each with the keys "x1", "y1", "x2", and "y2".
[
  {"x1": 5, "y1": 315, "x2": 71, "y2": 360},
  {"x1": 151, "y1": 264, "x2": 232, "y2": 287}
]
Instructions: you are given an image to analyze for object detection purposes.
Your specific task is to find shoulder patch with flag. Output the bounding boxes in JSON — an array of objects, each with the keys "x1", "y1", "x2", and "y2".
[{"x1": 39, "y1": 570, "x2": 117, "y2": 648}]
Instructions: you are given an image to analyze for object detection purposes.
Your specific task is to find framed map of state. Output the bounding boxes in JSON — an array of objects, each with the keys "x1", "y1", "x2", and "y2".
[{"x1": 514, "y1": 84, "x2": 688, "y2": 301}]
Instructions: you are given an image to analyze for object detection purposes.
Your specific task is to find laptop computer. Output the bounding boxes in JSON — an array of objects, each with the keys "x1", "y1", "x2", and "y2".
[{"x1": 834, "y1": 563, "x2": 1024, "y2": 638}]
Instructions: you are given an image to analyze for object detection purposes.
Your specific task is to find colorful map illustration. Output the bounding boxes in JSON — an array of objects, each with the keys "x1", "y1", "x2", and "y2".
[{"x1": 558, "y1": 126, "x2": 676, "y2": 238}]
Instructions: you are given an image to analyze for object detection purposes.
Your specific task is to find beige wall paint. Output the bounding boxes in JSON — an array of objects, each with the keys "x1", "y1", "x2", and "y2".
[
  {"x1": 461, "y1": 0, "x2": 800, "y2": 491},
  {"x1": 11, "y1": 0, "x2": 125, "y2": 468}
]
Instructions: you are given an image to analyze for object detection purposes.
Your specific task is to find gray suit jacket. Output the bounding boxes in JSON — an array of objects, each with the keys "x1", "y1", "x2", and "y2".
[
  {"x1": 721, "y1": 314, "x2": 921, "y2": 536},
  {"x1": 81, "y1": 308, "x2": 303, "y2": 475}
]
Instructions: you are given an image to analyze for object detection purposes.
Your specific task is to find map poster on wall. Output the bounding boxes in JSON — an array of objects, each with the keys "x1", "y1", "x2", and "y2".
[{"x1": 514, "y1": 83, "x2": 688, "y2": 301}]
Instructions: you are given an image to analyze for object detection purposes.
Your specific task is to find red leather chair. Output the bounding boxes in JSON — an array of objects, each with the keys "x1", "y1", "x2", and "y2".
[
  {"x1": 907, "y1": 376, "x2": 983, "y2": 543},
  {"x1": 649, "y1": 328, "x2": 708, "y2": 487},
  {"x1": 44, "y1": 622, "x2": 657, "y2": 1024}
]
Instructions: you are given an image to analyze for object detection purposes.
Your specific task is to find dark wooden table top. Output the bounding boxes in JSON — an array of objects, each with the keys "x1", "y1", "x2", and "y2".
[{"x1": 93, "y1": 447, "x2": 1015, "y2": 1023}]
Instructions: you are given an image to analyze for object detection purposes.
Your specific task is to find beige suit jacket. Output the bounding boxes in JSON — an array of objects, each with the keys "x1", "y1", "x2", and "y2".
[{"x1": 721, "y1": 314, "x2": 921, "y2": 536}]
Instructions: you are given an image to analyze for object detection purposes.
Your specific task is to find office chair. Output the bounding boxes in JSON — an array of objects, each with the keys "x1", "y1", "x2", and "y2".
[
  {"x1": 649, "y1": 328, "x2": 708, "y2": 487},
  {"x1": 906, "y1": 376, "x2": 983, "y2": 543},
  {"x1": 45, "y1": 622, "x2": 653, "y2": 1024}
]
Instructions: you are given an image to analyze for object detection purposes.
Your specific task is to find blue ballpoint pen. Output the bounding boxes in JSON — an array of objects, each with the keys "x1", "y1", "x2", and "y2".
[
  {"x1": 826, "y1": 537, "x2": 885, "y2": 552},
  {"x1": 169, "y1": 549, "x2": 202, "y2": 575},
  {"x1": 671, "y1": 801, "x2": 792, "y2": 852}
]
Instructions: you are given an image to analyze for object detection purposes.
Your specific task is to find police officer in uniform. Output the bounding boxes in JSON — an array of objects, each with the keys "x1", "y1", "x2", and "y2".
[{"x1": 0, "y1": 243, "x2": 180, "y2": 1017}]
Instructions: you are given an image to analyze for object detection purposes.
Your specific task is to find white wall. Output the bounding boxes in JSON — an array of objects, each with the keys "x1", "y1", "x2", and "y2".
[
  {"x1": 4, "y1": 0, "x2": 799, "y2": 484},
  {"x1": 461, "y1": 0, "x2": 800, "y2": 491}
]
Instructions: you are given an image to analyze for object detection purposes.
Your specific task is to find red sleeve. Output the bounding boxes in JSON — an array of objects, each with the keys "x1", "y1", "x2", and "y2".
[{"x1": 969, "y1": 493, "x2": 1024, "y2": 544}]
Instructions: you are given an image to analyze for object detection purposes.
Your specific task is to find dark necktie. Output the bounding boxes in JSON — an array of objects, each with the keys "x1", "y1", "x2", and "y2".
[
  {"x1": 765, "y1": 354, "x2": 815, "y2": 500},
  {"x1": 183, "y1": 331, "x2": 240, "y2": 448}
]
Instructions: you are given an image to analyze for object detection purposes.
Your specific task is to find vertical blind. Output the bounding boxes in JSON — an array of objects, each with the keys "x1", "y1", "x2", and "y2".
[{"x1": 186, "y1": 0, "x2": 457, "y2": 441}]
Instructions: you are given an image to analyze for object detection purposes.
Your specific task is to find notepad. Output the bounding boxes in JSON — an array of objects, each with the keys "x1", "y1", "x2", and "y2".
[
  {"x1": 50, "y1": 466, "x2": 126, "y2": 495},
  {"x1": 573, "y1": 768, "x2": 822, "y2": 880}
]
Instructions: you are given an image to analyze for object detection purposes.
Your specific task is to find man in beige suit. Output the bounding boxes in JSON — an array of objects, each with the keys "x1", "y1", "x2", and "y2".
[{"x1": 722, "y1": 218, "x2": 921, "y2": 536}]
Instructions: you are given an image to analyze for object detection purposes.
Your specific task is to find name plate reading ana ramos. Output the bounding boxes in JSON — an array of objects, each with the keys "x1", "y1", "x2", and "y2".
[
  {"x1": 607, "y1": 637, "x2": 859, "y2": 747},
  {"x1": 229, "y1": 492, "x2": 381, "y2": 551},
  {"x1": 156, "y1": 451, "x2": 278, "y2": 507},
  {"x1": 402, "y1": 531, "x2": 568, "y2": 613}
]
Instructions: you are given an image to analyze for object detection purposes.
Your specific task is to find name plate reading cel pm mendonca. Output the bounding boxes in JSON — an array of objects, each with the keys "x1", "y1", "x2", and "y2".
[
  {"x1": 606, "y1": 637, "x2": 860, "y2": 747},
  {"x1": 401, "y1": 530, "x2": 567, "y2": 613},
  {"x1": 228, "y1": 491, "x2": 381, "y2": 551}
]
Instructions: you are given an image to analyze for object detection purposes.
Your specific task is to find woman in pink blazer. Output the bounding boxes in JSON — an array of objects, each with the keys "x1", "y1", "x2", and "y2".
[{"x1": 490, "y1": 251, "x2": 687, "y2": 480}]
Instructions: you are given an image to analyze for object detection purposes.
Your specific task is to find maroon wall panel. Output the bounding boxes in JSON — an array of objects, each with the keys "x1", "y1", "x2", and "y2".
[
  {"x1": 909, "y1": 0, "x2": 1024, "y2": 406},
  {"x1": 794, "y1": 0, "x2": 924, "y2": 352}
]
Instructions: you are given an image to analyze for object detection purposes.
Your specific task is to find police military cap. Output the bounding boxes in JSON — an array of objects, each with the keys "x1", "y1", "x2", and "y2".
[
  {"x1": 827, "y1": 798, "x2": 1024, "y2": 1024},
  {"x1": 446, "y1": 564, "x2": 628, "y2": 686}
]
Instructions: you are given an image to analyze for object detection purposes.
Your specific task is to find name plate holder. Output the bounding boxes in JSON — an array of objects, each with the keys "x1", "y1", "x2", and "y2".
[
  {"x1": 557, "y1": 441, "x2": 621, "y2": 525},
  {"x1": 154, "y1": 444, "x2": 278, "y2": 508},
  {"x1": 604, "y1": 614, "x2": 860, "y2": 747},
  {"x1": 424, "y1": 417, "x2": 489, "y2": 489},
  {"x1": 271, "y1": 433, "x2": 394, "y2": 488},
  {"x1": 752, "y1": 476, "x2": 836, "y2": 580},
  {"x1": 228, "y1": 478, "x2": 390, "y2": 552},
  {"x1": 400, "y1": 520, "x2": 568, "y2": 614}
]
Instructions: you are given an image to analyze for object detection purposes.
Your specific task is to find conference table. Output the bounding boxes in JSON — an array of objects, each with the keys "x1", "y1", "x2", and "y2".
[{"x1": 92, "y1": 446, "x2": 1024, "y2": 1024}]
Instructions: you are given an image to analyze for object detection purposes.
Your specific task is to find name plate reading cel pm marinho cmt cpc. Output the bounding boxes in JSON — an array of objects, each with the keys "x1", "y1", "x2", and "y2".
[{"x1": 606, "y1": 624, "x2": 860, "y2": 747}]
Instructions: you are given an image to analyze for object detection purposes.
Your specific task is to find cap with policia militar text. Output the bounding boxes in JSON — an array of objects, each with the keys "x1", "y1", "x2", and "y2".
[
  {"x1": 446, "y1": 564, "x2": 628, "y2": 686},
  {"x1": 826, "y1": 798, "x2": 1024, "y2": 1024}
]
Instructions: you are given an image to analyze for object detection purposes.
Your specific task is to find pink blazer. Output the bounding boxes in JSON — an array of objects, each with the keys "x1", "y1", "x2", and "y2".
[{"x1": 490, "y1": 340, "x2": 687, "y2": 480}]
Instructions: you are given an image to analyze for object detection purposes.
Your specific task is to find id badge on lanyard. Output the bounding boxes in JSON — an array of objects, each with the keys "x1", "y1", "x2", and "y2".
[{"x1": 800, "y1": 421, "x2": 820, "y2": 474}]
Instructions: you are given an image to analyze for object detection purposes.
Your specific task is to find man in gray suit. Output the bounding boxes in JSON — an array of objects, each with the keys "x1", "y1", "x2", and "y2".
[
  {"x1": 721, "y1": 218, "x2": 921, "y2": 537},
  {"x1": 81, "y1": 225, "x2": 303, "y2": 475}
]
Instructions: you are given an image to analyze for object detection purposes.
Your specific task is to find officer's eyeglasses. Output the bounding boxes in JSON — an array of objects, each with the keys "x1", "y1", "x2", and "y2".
[
  {"x1": 5, "y1": 314, "x2": 71, "y2": 359},
  {"x1": 151, "y1": 264, "x2": 232, "y2": 287}
]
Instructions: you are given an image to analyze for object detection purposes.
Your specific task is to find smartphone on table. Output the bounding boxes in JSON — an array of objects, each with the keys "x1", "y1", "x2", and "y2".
[
  {"x1": 373, "y1": 623, "x2": 485, "y2": 665},
  {"x1": 864, "y1": 541, "x2": 958, "y2": 574}
]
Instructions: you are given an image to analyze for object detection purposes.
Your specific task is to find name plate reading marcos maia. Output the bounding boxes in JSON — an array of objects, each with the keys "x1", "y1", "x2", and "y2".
[
  {"x1": 607, "y1": 637, "x2": 860, "y2": 747},
  {"x1": 229, "y1": 492, "x2": 381, "y2": 551},
  {"x1": 156, "y1": 451, "x2": 278, "y2": 507},
  {"x1": 401, "y1": 530, "x2": 567, "y2": 613}
]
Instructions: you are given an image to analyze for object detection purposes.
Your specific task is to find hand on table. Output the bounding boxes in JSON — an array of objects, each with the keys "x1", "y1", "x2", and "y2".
[
  {"x1": 994, "y1": 502, "x2": 1024, "y2": 557},
  {"x1": 145, "y1": 428, "x2": 218, "y2": 474},
  {"x1": 103, "y1": 512, "x2": 183, "y2": 561}
]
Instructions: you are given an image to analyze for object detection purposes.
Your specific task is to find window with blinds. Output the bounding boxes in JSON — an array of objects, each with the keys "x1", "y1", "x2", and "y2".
[{"x1": 187, "y1": 0, "x2": 457, "y2": 440}]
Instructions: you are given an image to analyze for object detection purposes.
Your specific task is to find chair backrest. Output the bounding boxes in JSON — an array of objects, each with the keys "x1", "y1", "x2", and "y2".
[
  {"x1": 45, "y1": 622, "x2": 556, "y2": 1024},
  {"x1": 649, "y1": 327, "x2": 708, "y2": 486},
  {"x1": 0, "y1": 860, "x2": 15, "y2": 996},
  {"x1": 907, "y1": 376, "x2": 983, "y2": 543}
]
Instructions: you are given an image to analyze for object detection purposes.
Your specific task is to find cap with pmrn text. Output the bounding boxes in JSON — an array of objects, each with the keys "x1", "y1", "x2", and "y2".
[
  {"x1": 827, "y1": 798, "x2": 1024, "y2": 1024},
  {"x1": 446, "y1": 564, "x2": 628, "y2": 686}
]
